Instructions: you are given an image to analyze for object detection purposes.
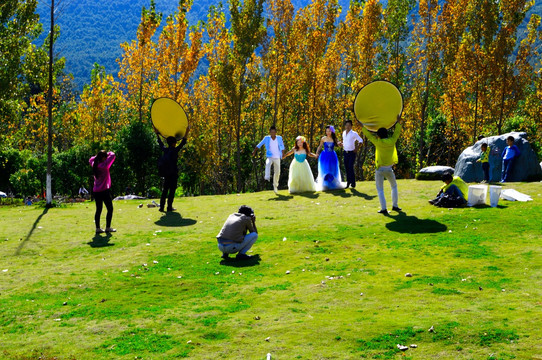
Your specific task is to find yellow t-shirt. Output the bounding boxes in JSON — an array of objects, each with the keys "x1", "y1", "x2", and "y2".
[
  {"x1": 480, "y1": 147, "x2": 490, "y2": 163},
  {"x1": 362, "y1": 123, "x2": 402, "y2": 168},
  {"x1": 441, "y1": 176, "x2": 469, "y2": 200}
]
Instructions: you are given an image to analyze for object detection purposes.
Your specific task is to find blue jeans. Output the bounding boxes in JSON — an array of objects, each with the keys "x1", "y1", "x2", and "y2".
[
  {"x1": 501, "y1": 158, "x2": 514, "y2": 182},
  {"x1": 443, "y1": 184, "x2": 463, "y2": 199},
  {"x1": 217, "y1": 232, "x2": 258, "y2": 255}
]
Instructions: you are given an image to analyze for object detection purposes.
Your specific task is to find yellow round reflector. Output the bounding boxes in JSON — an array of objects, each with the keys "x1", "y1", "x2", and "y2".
[
  {"x1": 353, "y1": 80, "x2": 403, "y2": 132},
  {"x1": 151, "y1": 97, "x2": 189, "y2": 140}
]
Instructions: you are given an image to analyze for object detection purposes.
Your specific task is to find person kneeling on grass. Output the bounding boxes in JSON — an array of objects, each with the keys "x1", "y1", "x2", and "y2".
[
  {"x1": 216, "y1": 205, "x2": 258, "y2": 260},
  {"x1": 429, "y1": 172, "x2": 468, "y2": 208}
]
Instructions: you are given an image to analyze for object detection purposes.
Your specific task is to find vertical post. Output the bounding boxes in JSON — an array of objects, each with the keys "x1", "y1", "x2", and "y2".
[{"x1": 46, "y1": 0, "x2": 54, "y2": 206}]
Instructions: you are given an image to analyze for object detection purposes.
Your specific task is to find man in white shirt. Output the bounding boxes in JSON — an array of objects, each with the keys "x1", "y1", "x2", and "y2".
[
  {"x1": 341, "y1": 120, "x2": 364, "y2": 188},
  {"x1": 252, "y1": 126, "x2": 285, "y2": 194}
]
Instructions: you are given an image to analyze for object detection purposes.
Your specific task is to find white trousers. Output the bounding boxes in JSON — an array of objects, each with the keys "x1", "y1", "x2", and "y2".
[
  {"x1": 375, "y1": 167, "x2": 398, "y2": 210},
  {"x1": 265, "y1": 157, "x2": 281, "y2": 189},
  {"x1": 218, "y1": 232, "x2": 258, "y2": 255}
]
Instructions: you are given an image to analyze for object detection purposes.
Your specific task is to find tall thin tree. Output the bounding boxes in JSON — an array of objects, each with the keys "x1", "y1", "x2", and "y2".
[{"x1": 46, "y1": 0, "x2": 54, "y2": 206}]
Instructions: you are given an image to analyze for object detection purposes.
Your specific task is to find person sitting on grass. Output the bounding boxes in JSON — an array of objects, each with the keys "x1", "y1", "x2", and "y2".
[
  {"x1": 429, "y1": 172, "x2": 468, "y2": 208},
  {"x1": 216, "y1": 205, "x2": 258, "y2": 261}
]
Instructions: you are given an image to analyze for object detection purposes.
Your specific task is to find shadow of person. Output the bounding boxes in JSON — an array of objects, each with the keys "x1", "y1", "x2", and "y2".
[
  {"x1": 87, "y1": 233, "x2": 114, "y2": 248},
  {"x1": 219, "y1": 254, "x2": 261, "y2": 268},
  {"x1": 350, "y1": 188, "x2": 377, "y2": 200},
  {"x1": 386, "y1": 211, "x2": 447, "y2": 234},
  {"x1": 297, "y1": 192, "x2": 319, "y2": 199},
  {"x1": 268, "y1": 194, "x2": 294, "y2": 201},
  {"x1": 155, "y1": 212, "x2": 197, "y2": 227},
  {"x1": 329, "y1": 188, "x2": 376, "y2": 200}
]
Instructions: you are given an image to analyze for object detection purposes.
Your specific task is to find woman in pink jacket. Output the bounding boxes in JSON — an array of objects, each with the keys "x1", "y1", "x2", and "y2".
[{"x1": 89, "y1": 150, "x2": 116, "y2": 233}]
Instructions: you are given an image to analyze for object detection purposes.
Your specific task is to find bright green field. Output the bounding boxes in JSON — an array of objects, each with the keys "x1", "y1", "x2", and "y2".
[{"x1": 1, "y1": 180, "x2": 541, "y2": 360}]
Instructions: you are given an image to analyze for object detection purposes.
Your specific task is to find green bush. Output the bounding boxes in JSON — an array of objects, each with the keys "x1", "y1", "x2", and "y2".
[
  {"x1": 9, "y1": 168, "x2": 41, "y2": 197},
  {"x1": 147, "y1": 186, "x2": 161, "y2": 198}
]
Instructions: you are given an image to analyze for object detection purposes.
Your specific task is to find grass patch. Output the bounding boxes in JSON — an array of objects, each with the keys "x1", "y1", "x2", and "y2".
[{"x1": 0, "y1": 180, "x2": 540, "y2": 359}]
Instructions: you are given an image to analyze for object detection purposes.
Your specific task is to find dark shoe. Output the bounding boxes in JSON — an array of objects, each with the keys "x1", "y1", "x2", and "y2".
[
  {"x1": 345, "y1": 183, "x2": 350, "y2": 189},
  {"x1": 392, "y1": 206, "x2": 402, "y2": 212},
  {"x1": 377, "y1": 209, "x2": 389, "y2": 215},
  {"x1": 428, "y1": 198, "x2": 438, "y2": 205},
  {"x1": 159, "y1": 207, "x2": 165, "y2": 212},
  {"x1": 221, "y1": 253, "x2": 230, "y2": 260},
  {"x1": 351, "y1": 183, "x2": 356, "y2": 188},
  {"x1": 235, "y1": 253, "x2": 252, "y2": 260},
  {"x1": 167, "y1": 207, "x2": 176, "y2": 212}
]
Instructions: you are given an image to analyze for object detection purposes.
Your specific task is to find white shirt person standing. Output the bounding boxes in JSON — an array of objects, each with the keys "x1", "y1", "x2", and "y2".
[
  {"x1": 340, "y1": 120, "x2": 363, "y2": 188},
  {"x1": 252, "y1": 125, "x2": 285, "y2": 194}
]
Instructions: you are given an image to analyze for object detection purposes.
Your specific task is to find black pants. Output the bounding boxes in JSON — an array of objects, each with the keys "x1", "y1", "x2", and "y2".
[
  {"x1": 94, "y1": 189, "x2": 113, "y2": 229},
  {"x1": 343, "y1": 151, "x2": 357, "y2": 187},
  {"x1": 482, "y1": 162, "x2": 490, "y2": 182},
  {"x1": 161, "y1": 175, "x2": 178, "y2": 210}
]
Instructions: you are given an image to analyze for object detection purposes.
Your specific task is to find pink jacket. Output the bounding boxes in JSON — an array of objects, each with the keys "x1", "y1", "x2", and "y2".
[{"x1": 89, "y1": 152, "x2": 116, "y2": 193}]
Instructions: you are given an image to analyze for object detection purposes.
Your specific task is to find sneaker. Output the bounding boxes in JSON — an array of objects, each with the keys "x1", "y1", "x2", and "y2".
[
  {"x1": 428, "y1": 199, "x2": 437, "y2": 205},
  {"x1": 221, "y1": 253, "x2": 230, "y2": 260},
  {"x1": 95, "y1": 228, "x2": 105, "y2": 234},
  {"x1": 105, "y1": 228, "x2": 116, "y2": 233},
  {"x1": 392, "y1": 206, "x2": 402, "y2": 212},
  {"x1": 273, "y1": 186, "x2": 278, "y2": 194},
  {"x1": 236, "y1": 253, "x2": 252, "y2": 260},
  {"x1": 167, "y1": 207, "x2": 176, "y2": 212},
  {"x1": 377, "y1": 209, "x2": 389, "y2": 215}
]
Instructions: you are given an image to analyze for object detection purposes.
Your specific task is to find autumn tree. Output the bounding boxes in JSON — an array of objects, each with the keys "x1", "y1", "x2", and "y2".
[
  {"x1": 118, "y1": 0, "x2": 162, "y2": 123},
  {"x1": 214, "y1": 0, "x2": 266, "y2": 193},
  {"x1": 405, "y1": 0, "x2": 441, "y2": 168}
]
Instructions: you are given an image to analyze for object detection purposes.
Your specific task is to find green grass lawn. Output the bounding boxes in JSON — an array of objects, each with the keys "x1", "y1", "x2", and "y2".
[{"x1": 1, "y1": 180, "x2": 541, "y2": 359}]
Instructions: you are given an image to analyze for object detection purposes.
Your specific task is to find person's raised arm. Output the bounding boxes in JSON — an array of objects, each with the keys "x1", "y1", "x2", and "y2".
[
  {"x1": 176, "y1": 126, "x2": 190, "y2": 151},
  {"x1": 156, "y1": 130, "x2": 165, "y2": 150},
  {"x1": 283, "y1": 147, "x2": 295, "y2": 159},
  {"x1": 104, "y1": 151, "x2": 116, "y2": 168}
]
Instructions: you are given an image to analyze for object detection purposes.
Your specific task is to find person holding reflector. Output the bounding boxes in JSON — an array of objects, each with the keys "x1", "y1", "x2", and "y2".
[
  {"x1": 151, "y1": 97, "x2": 190, "y2": 212},
  {"x1": 354, "y1": 81, "x2": 403, "y2": 215}
]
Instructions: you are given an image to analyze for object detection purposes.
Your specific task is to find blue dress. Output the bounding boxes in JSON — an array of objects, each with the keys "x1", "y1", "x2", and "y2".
[
  {"x1": 288, "y1": 152, "x2": 317, "y2": 193},
  {"x1": 316, "y1": 142, "x2": 344, "y2": 190}
]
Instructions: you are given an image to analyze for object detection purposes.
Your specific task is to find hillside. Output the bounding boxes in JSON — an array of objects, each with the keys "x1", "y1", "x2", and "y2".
[
  {"x1": 36, "y1": 0, "x2": 351, "y2": 89},
  {"x1": 35, "y1": 0, "x2": 541, "y2": 91}
]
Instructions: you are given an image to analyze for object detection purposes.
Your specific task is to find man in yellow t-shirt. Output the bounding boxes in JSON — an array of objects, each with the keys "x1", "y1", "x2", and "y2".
[
  {"x1": 360, "y1": 116, "x2": 402, "y2": 215},
  {"x1": 429, "y1": 173, "x2": 468, "y2": 207}
]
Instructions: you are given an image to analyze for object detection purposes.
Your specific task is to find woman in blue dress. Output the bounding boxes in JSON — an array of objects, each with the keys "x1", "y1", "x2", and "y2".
[
  {"x1": 283, "y1": 136, "x2": 317, "y2": 193},
  {"x1": 315, "y1": 125, "x2": 345, "y2": 190}
]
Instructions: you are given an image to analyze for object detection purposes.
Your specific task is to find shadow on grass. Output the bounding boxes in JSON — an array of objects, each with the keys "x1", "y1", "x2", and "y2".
[
  {"x1": 268, "y1": 194, "x2": 294, "y2": 201},
  {"x1": 15, "y1": 207, "x2": 49, "y2": 255},
  {"x1": 268, "y1": 192, "x2": 320, "y2": 201},
  {"x1": 469, "y1": 204, "x2": 508, "y2": 209},
  {"x1": 88, "y1": 233, "x2": 114, "y2": 248},
  {"x1": 155, "y1": 212, "x2": 197, "y2": 227},
  {"x1": 330, "y1": 188, "x2": 376, "y2": 200},
  {"x1": 386, "y1": 211, "x2": 447, "y2": 234},
  {"x1": 220, "y1": 254, "x2": 261, "y2": 267}
]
